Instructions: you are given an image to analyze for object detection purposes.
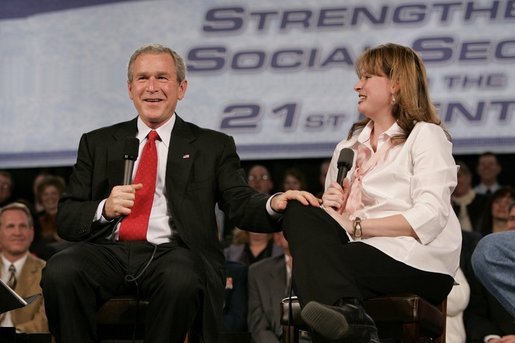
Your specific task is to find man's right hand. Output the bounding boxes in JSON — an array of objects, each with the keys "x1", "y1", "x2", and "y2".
[{"x1": 103, "y1": 184, "x2": 143, "y2": 220}]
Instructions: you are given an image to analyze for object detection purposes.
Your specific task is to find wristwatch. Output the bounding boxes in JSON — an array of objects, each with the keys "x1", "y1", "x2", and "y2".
[{"x1": 353, "y1": 217, "x2": 362, "y2": 240}]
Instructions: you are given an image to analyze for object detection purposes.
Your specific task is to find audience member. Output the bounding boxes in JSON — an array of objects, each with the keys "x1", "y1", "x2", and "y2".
[
  {"x1": 479, "y1": 186, "x2": 515, "y2": 236},
  {"x1": 281, "y1": 167, "x2": 308, "y2": 191},
  {"x1": 248, "y1": 232, "x2": 311, "y2": 343},
  {"x1": 463, "y1": 199, "x2": 515, "y2": 342},
  {"x1": 222, "y1": 260, "x2": 249, "y2": 333},
  {"x1": 247, "y1": 165, "x2": 274, "y2": 195},
  {"x1": 471, "y1": 202, "x2": 515, "y2": 318},
  {"x1": 31, "y1": 176, "x2": 70, "y2": 260},
  {"x1": 36, "y1": 176, "x2": 65, "y2": 240},
  {"x1": 451, "y1": 161, "x2": 488, "y2": 233},
  {"x1": 446, "y1": 267, "x2": 469, "y2": 343},
  {"x1": 0, "y1": 171, "x2": 14, "y2": 207},
  {"x1": 464, "y1": 262, "x2": 515, "y2": 342},
  {"x1": 473, "y1": 152, "x2": 502, "y2": 196},
  {"x1": 31, "y1": 171, "x2": 51, "y2": 213},
  {"x1": 224, "y1": 229, "x2": 282, "y2": 266},
  {"x1": 0, "y1": 202, "x2": 48, "y2": 333}
]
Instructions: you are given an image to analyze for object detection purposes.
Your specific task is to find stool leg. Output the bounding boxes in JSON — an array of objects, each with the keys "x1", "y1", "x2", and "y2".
[
  {"x1": 400, "y1": 323, "x2": 418, "y2": 343},
  {"x1": 282, "y1": 324, "x2": 297, "y2": 343}
]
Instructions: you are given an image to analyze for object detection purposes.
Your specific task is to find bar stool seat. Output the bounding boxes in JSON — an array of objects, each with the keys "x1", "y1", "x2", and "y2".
[
  {"x1": 96, "y1": 296, "x2": 148, "y2": 340},
  {"x1": 281, "y1": 294, "x2": 447, "y2": 343}
]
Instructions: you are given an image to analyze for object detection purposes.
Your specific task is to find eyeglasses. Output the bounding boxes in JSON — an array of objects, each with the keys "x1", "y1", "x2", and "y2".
[{"x1": 248, "y1": 175, "x2": 270, "y2": 182}]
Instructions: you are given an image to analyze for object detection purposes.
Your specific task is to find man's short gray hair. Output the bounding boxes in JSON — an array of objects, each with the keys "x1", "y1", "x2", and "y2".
[
  {"x1": 127, "y1": 44, "x2": 186, "y2": 83},
  {"x1": 0, "y1": 202, "x2": 34, "y2": 227}
]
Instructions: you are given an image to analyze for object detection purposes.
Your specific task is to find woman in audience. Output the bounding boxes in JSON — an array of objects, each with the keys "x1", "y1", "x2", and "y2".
[
  {"x1": 31, "y1": 175, "x2": 68, "y2": 259},
  {"x1": 281, "y1": 167, "x2": 308, "y2": 192},
  {"x1": 479, "y1": 186, "x2": 515, "y2": 236}
]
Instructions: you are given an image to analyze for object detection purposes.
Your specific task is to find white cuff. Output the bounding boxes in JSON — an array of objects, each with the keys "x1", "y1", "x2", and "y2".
[
  {"x1": 266, "y1": 192, "x2": 284, "y2": 220},
  {"x1": 484, "y1": 334, "x2": 501, "y2": 342},
  {"x1": 94, "y1": 199, "x2": 111, "y2": 223}
]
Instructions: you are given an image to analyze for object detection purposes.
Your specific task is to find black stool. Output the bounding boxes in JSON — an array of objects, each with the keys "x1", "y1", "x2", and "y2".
[{"x1": 280, "y1": 294, "x2": 447, "y2": 343}]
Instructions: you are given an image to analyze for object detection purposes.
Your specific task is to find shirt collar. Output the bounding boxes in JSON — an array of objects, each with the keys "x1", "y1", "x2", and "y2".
[
  {"x1": 357, "y1": 121, "x2": 404, "y2": 144},
  {"x1": 136, "y1": 114, "x2": 176, "y2": 149},
  {"x1": 1, "y1": 253, "x2": 28, "y2": 275}
]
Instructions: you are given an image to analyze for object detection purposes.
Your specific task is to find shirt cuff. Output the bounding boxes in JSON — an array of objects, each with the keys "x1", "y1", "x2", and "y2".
[
  {"x1": 94, "y1": 199, "x2": 112, "y2": 224},
  {"x1": 484, "y1": 334, "x2": 501, "y2": 342},
  {"x1": 266, "y1": 192, "x2": 283, "y2": 220}
]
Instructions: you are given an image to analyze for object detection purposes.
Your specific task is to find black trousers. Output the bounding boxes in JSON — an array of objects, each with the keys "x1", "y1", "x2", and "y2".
[
  {"x1": 41, "y1": 238, "x2": 203, "y2": 343},
  {"x1": 283, "y1": 201, "x2": 454, "y2": 308}
]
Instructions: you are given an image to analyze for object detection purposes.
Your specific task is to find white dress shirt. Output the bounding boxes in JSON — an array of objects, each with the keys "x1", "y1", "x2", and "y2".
[
  {"x1": 1, "y1": 254, "x2": 28, "y2": 327},
  {"x1": 446, "y1": 268, "x2": 469, "y2": 343},
  {"x1": 326, "y1": 121, "x2": 461, "y2": 277},
  {"x1": 473, "y1": 182, "x2": 500, "y2": 195},
  {"x1": 96, "y1": 115, "x2": 176, "y2": 245}
]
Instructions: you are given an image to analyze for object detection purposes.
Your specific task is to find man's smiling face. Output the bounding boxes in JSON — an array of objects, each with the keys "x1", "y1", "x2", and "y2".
[{"x1": 128, "y1": 53, "x2": 187, "y2": 129}]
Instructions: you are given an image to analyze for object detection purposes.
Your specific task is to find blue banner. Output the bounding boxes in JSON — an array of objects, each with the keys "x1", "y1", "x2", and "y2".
[{"x1": 1, "y1": 0, "x2": 514, "y2": 168}]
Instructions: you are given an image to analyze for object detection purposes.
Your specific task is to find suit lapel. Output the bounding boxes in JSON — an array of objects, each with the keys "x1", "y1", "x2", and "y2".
[
  {"x1": 107, "y1": 118, "x2": 138, "y2": 188},
  {"x1": 166, "y1": 116, "x2": 197, "y2": 212},
  {"x1": 267, "y1": 256, "x2": 287, "y2": 333},
  {"x1": 16, "y1": 255, "x2": 36, "y2": 297}
]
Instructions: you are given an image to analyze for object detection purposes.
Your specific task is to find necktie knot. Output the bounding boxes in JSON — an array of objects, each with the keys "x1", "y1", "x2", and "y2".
[{"x1": 148, "y1": 130, "x2": 159, "y2": 142}]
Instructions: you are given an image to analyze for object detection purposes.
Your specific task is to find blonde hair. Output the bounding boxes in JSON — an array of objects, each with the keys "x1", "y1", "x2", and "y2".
[{"x1": 349, "y1": 43, "x2": 449, "y2": 142}]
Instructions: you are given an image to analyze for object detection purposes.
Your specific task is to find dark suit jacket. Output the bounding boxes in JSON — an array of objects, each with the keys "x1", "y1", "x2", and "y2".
[
  {"x1": 56, "y1": 115, "x2": 281, "y2": 342},
  {"x1": 222, "y1": 261, "x2": 248, "y2": 332},
  {"x1": 0, "y1": 254, "x2": 48, "y2": 333},
  {"x1": 247, "y1": 254, "x2": 287, "y2": 343},
  {"x1": 452, "y1": 193, "x2": 488, "y2": 233},
  {"x1": 224, "y1": 241, "x2": 284, "y2": 266},
  {"x1": 462, "y1": 232, "x2": 515, "y2": 342},
  {"x1": 464, "y1": 278, "x2": 515, "y2": 342}
]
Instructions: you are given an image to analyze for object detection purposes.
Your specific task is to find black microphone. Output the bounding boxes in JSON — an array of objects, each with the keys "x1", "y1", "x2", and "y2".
[
  {"x1": 336, "y1": 148, "x2": 354, "y2": 185},
  {"x1": 123, "y1": 138, "x2": 140, "y2": 185}
]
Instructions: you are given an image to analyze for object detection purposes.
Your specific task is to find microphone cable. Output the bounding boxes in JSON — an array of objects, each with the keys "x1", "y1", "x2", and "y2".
[{"x1": 124, "y1": 244, "x2": 157, "y2": 343}]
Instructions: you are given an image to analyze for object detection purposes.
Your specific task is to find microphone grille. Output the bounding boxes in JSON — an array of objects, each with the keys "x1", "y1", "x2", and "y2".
[
  {"x1": 337, "y1": 148, "x2": 354, "y2": 168},
  {"x1": 123, "y1": 138, "x2": 140, "y2": 161}
]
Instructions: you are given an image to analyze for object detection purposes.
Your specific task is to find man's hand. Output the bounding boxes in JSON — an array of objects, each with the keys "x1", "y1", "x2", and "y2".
[
  {"x1": 270, "y1": 190, "x2": 321, "y2": 213},
  {"x1": 487, "y1": 335, "x2": 515, "y2": 342},
  {"x1": 103, "y1": 184, "x2": 143, "y2": 220}
]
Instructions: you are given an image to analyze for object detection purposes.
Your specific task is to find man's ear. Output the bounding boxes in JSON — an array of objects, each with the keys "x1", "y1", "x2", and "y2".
[
  {"x1": 127, "y1": 80, "x2": 134, "y2": 100},
  {"x1": 178, "y1": 79, "x2": 188, "y2": 100}
]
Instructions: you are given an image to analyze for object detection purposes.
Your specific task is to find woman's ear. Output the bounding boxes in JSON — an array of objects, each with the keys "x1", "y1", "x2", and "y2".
[{"x1": 390, "y1": 79, "x2": 400, "y2": 94}]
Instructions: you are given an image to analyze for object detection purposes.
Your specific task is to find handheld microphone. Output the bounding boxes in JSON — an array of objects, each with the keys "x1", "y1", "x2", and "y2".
[
  {"x1": 123, "y1": 137, "x2": 140, "y2": 185},
  {"x1": 336, "y1": 148, "x2": 354, "y2": 185}
]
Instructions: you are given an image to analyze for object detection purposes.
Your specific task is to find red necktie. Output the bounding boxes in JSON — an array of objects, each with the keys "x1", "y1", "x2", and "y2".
[{"x1": 119, "y1": 130, "x2": 159, "y2": 241}]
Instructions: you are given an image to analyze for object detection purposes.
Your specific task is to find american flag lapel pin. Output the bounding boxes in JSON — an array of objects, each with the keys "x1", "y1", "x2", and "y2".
[{"x1": 182, "y1": 154, "x2": 190, "y2": 159}]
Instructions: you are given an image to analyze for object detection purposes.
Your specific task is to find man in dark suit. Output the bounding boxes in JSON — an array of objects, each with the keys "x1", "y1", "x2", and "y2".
[
  {"x1": 40, "y1": 44, "x2": 318, "y2": 343},
  {"x1": 248, "y1": 232, "x2": 311, "y2": 343},
  {"x1": 247, "y1": 233, "x2": 288, "y2": 343}
]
